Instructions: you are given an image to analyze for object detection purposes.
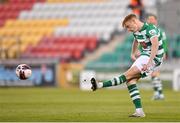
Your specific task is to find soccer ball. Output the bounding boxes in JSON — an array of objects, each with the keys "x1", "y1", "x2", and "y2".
[{"x1": 15, "y1": 64, "x2": 32, "y2": 80}]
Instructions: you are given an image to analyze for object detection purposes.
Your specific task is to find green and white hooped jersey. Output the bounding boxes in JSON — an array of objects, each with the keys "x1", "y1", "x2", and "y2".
[{"x1": 133, "y1": 22, "x2": 164, "y2": 66}]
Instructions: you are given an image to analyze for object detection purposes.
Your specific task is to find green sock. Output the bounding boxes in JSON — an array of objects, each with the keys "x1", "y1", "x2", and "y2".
[
  {"x1": 127, "y1": 84, "x2": 142, "y2": 108},
  {"x1": 102, "y1": 75, "x2": 127, "y2": 88}
]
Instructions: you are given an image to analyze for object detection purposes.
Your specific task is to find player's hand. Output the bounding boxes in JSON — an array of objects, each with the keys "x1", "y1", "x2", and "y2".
[
  {"x1": 142, "y1": 64, "x2": 148, "y2": 71},
  {"x1": 131, "y1": 54, "x2": 137, "y2": 61},
  {"x1": 136, "y1": 50, "x2": 141, "y2": 58},
  {"x1": 142, "y1": 61, "x2": 152, "y2": 71}
]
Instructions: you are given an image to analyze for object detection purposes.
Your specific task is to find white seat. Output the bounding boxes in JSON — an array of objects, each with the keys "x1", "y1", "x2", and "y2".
[{"x1": 19, "y1": 0, "x2": 127, "y2": 41}]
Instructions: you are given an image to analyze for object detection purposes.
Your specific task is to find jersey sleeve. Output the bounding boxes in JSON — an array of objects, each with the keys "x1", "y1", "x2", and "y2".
[{"x1": 146, "y1": 25, "x2": 159, "y2": 39}]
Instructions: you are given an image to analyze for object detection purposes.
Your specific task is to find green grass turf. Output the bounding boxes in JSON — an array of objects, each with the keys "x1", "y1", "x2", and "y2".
[{"x1": 0, "y1": 87, "x2": 180, "y2": 122}]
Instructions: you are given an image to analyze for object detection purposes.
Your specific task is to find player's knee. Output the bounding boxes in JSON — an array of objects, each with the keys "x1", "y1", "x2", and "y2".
[
  {"x1": 126, "y1": 77, "x2": 140, "y2": 85},
  {"x1": 124, "y1": 72, "x2": 138, "y2": 81},
  {"x1": 124, "y1": 74, "x2": 135, "y2": 82},
  {"x1": 126, "y1": 80, "x2": 137, "y2": 85},
  {"x1": 124, "y1": 66, "x2": 141, "y2": 80}
]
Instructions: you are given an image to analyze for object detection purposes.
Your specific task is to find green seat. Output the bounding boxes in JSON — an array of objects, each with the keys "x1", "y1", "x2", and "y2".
[
  {"x1": 85, "y1": 34, "x2": 134, "y2": 70},
  {"x1": 100, "y1": 53, "x2": 119, "y2": 62}
]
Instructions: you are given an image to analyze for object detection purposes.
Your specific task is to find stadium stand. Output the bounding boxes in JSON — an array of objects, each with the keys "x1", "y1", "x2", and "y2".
[
  {"x1": 23, "y1": 36, "x2": 98, "y2": 61},
  {"x1": 0, "y1": 0, "x2": 129, "y2": 62},
  {"x1": 19, "y1": 1, "x2": 127, "y2": 41},
  {"x1": 1, "y1": 0, "x2": 178, "y2": 63},
  {"x1": 85, "y1": 34, "x2": 134, "y2": 71},
  {"x1": 0, "y1": 0, "x2": 46, "y2": 59},
  {"x1": 46, "y1": 0, "x2": 109, "y2": 3},
  {"x1": 0, "y1": 0, "x2": 44, "y2": 26},
  {"x1": 0, "y1": 19, "x2": 68, "y2": 58}
]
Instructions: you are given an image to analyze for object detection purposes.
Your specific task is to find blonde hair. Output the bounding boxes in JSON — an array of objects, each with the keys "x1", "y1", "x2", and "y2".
[{"x1": 122, "y1": 14, "x2": 137, "y2": 28}]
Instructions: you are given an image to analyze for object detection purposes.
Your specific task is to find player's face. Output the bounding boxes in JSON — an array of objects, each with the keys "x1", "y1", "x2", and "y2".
[
  {"x1": 124, "y1": 20, "x2": 138, "y2": 33},
  {"x1": 147, "y1": 16, "x2": 157, "y2": 26}
]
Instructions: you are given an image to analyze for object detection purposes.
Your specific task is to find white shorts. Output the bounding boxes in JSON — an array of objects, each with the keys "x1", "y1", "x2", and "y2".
[{"x1": 131, "y1": 55, "x2": 161, "y2": 77}]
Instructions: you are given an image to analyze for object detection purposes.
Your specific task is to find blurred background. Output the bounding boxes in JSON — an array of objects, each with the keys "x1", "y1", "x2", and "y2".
[{"x1": 0, "y1": 0, "x2": 179, "y2": 91}]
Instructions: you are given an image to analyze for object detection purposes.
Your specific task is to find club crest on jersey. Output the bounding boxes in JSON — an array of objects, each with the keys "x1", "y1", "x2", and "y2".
[{"x1": 149, "y1": 29, "x2": 156, "y2": 35}]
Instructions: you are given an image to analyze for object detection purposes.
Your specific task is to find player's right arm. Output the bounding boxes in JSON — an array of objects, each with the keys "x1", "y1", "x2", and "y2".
[{"x1": 131, "y1": 39, "x2": 138, "y2": 61}]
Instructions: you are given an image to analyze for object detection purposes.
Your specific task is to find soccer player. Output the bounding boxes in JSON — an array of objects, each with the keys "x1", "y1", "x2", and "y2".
[
  {"x1": 90, "y1": 14, "x2": 164, "y2": 117},
  {"x1": 146, "y1": 14, "x2": 168, "y2": 100}
]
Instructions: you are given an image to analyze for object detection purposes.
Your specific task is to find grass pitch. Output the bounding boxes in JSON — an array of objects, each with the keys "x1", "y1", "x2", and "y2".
[{"x1": 0, "y1": 87, "x2": 180, "y2": 122}]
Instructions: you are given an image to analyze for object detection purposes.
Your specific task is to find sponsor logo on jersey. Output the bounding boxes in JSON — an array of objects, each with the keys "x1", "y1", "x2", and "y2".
[{"x1": 149, "y1": 29, "x2": 156, "y2": 35}]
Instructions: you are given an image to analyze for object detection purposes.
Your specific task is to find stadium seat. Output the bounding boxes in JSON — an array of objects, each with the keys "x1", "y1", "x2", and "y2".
[
  {"x1": 19, "y1": 0, "x2": 128, "y2": 42},
  {"x1": 0, "y1": 0, "x2": 129, "y2": 61},
  {"x1": 0, "y1": 18, "x2": 68, "y2": 59},
  {"x1": 86, "y1": 35, "x2": 133, "y2": 70}
]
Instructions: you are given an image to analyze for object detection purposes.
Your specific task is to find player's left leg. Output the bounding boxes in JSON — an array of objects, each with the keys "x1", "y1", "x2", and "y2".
[
  {"x1": 151, "y1": 71, "x2": 165, "y2": 100},
  {"x1": 127, "y1": 78, "x2": 145, "y2": 117}
]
